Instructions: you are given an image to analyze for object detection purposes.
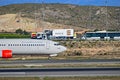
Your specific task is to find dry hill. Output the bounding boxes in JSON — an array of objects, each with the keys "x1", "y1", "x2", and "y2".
[
  {"x1": 0, "y1": 3, "x2": 120, "y2": 32},
  {"x1": 0, "y1": 14, "x2": 84, "y2": 32}
]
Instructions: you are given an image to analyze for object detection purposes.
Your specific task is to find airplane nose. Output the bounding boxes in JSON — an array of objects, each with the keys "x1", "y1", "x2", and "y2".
[
  {"x1": 57, "y1": 46, "x2": 67, "y2": 53},
  {"x1": 62, "y1": 46, "x2": 67, "y2": 51}
]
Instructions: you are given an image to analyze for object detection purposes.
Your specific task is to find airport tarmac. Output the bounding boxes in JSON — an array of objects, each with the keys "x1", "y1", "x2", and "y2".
[
  {"x1": 0, "y1": 67, "x2": 120, "y2": 77},
  {"x1": 0, "y1": 59, "x2": 120, "y2": 66}
]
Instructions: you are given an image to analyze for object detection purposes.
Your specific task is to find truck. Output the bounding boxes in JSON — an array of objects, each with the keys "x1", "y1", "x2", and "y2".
[
  {"x1": 31, "y1": 29, "x2": 74, "y2": 40},
  {"x1": 31, "y1": 32, "x2": 37, "y2": 39},
  {"x1": 51, "y1": 29, "x2": 74, "y2": 40},
  {"x1": 31, "y1": 32, "x2": 47, "y2": 39}
]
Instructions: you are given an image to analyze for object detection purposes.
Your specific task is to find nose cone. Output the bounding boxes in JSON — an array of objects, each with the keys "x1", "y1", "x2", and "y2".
[
  {"x1": 62, "y1": 46, "x2": 67, "y2": 52},
  {"x1": 56, "y1": 46, "x2": 67, "y2": 53}
]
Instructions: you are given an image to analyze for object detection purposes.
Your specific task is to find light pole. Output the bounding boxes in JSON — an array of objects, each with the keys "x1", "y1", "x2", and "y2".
[
  {"x1": 89, "y1": 5, "x2": 92, "y2": 28},
  {"x1": 42, "y1": 0, "x2": 45, "y2": 31},
  {"x1": 34, "y1": 0, "x2": 38, "y2": 32},
  {"x1": 105, "y1": 0, "x2": 109, "y2": 40}
]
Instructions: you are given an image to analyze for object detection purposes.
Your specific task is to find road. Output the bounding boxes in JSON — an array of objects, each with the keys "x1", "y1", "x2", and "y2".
[
  {"x1": 0, "y1": 67, "x2": 120, "y2": 77},
  {"x1": 0, "y1": 59, "x2": 120, "y2": 66}
]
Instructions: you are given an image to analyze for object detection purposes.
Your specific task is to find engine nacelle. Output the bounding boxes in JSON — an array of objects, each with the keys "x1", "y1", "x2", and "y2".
[{"x1": 0, "y1": 50, "x2": 12, "y2": 58}]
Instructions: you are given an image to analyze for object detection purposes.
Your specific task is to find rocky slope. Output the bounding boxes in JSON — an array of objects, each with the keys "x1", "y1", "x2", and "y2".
[{"x1": 0, "y1": 3, "x2": 119, "y2": 32}]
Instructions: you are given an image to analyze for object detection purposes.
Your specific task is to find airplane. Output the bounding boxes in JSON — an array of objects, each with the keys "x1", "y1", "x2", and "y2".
[{"x1": 0, "y1": 39, "x2": 67, "y2": 58}]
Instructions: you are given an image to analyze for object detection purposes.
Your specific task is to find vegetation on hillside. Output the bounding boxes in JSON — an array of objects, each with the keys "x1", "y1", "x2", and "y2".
[
  {"x1": 0, "y1": 29, "x2": 30, "y2": 38},
  {"x1": 0, "y1": 33, "x2": 30, "y2": 38},
  {"x1": 59, "y1": 41, "x2": 120, "y2": 59},
  {"x1": 15, "y1": 28, "x2": 29, "y2": 35},
  {"x1": 0, "y1": 3, "x2": 119, "y2": 30}
]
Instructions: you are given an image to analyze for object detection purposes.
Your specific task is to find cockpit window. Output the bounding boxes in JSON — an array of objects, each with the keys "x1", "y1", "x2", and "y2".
[{"x1": 54, "y1": 43, "x2": 60, "y2": 46}]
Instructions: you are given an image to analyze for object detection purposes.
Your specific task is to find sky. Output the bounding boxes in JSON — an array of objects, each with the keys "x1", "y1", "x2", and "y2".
[{"x1": 0, "y1": 0, "x2": 120, "y2": 6}]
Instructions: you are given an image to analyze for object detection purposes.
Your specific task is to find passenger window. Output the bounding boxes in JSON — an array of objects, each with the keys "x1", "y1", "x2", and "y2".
[
  {"x1": 24, "y1": 44, "x2": 27, "y2": 46},
  {"x1": 54, "y1": 43, "x2": 60, "y2": 46}
]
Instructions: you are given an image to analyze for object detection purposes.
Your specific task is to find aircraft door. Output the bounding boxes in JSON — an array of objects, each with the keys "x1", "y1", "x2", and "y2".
[{"x1": 46, "y1": 41, "x2": 50, "y2": 49}]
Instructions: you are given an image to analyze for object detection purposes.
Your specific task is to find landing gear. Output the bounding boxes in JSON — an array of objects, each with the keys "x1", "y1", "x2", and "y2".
[{"x1": 48, "y1": 56, "x2": 52, "y2": 60}]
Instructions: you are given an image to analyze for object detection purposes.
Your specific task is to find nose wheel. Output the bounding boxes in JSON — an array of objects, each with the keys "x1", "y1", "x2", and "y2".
[{"x1": 48, "y1": 56, "x2": 52, "y2": 59}]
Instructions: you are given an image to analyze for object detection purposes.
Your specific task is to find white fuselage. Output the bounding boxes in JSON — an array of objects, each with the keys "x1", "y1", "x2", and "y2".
[{"x1": 0, "y1": 39, "x2": 66, "y2": 55}]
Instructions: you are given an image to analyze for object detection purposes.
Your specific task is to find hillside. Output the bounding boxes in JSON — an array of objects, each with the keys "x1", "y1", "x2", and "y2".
[
  {"x1": 0, "y1": 14, "x2": 84, "y2": 32},
  {"x1": 0, "y1": 3, "x2": 120, "y2": 32}
]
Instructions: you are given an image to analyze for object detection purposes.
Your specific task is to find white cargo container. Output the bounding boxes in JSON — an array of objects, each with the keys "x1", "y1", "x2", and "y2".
[{"x1": 52, "y1": 29, "x2": 74, "y2": 39}]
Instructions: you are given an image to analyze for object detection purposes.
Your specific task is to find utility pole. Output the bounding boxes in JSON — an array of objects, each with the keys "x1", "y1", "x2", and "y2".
[
  {"x1": 105, "y1": 0, "x2": 108, "y2": 40},
  {"x1": 105, "y1": 0, "x2": 108, "y2": 29},
  {"x1": 42, "y1": 0, "x2": 45, "y2": 21},
  {"x1": 88, "y1": 0, "x2": 92, "y2": 29},
  {"x1": 34, "y1": 0, "x2": 38, "y2": 32},
  {"x1": 89, "y1": 5, "x2": 92, "y2": 28},
  {"x1": 41, "y1": 0, "x2": 45, "y2": 31}
]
